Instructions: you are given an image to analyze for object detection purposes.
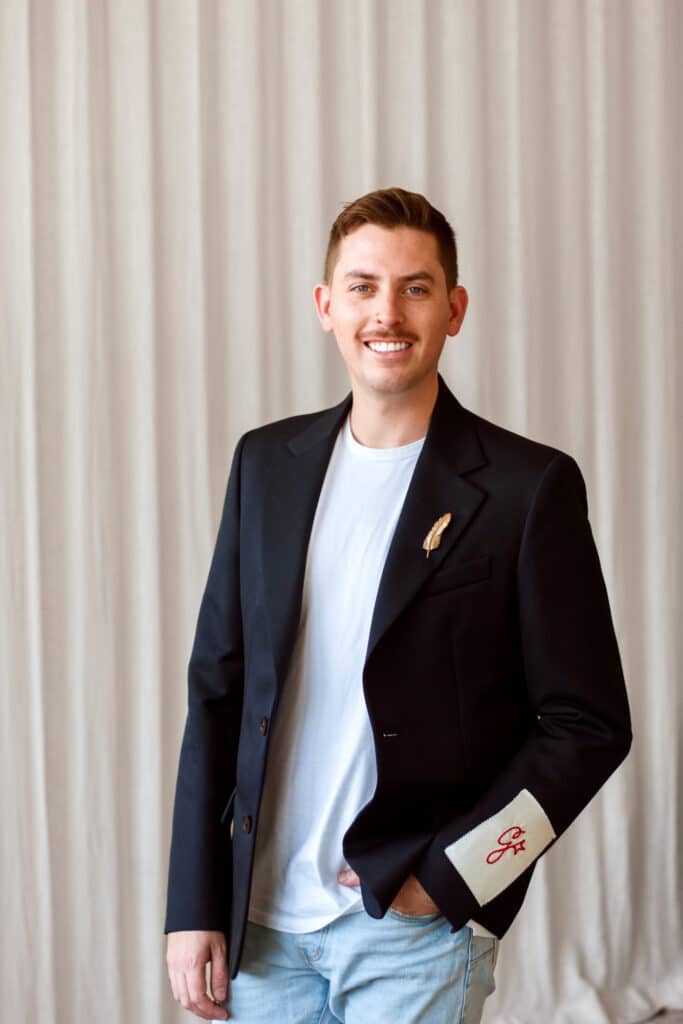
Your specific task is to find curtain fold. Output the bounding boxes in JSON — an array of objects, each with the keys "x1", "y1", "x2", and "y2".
[{"x1": 1, "y1": 2, "x2": 680, "y2": 1020}]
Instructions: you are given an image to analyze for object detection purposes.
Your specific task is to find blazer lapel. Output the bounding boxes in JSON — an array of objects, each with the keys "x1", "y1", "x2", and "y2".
[
  {"x1": 364, "y1": 376, "x2": 488, "y2": 664},
  {"x1": 260, "y1": 375, "x2": 488, "y2": 691},
  {"x1": 261, "y1": 392, "x2": 352, "y2": 690}
]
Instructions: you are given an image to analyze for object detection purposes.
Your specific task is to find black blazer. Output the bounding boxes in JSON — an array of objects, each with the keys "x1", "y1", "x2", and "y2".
[{"x1": 165, "y1": 374, "x2": 631, "y2": 979}]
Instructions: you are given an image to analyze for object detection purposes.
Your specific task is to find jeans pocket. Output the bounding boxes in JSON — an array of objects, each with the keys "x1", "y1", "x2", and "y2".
[
  {"x1": 387, "y1": 907, "x2": 443, "y2": 923},
  {"x1": 461, "y1": 934, "x2": 498, "y2": 1024},
  {"x1": 469, "y1": 934, "x2": 498, "y2": 965}
]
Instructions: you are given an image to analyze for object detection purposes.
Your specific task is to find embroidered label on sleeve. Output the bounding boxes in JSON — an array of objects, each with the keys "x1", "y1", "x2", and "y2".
[{"x1": 443, "y1": 789, "x2": 556, "y2": 906}]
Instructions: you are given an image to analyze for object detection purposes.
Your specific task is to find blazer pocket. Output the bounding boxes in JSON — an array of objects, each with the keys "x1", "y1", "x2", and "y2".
[{"x1": 422, "y1": 555, "x2": 491, "y2": 597}]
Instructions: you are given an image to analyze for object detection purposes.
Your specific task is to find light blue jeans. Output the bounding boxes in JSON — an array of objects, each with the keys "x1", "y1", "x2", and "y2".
[{"x1": 217, "y1": 909, "x2": 498, "y2": 1023}]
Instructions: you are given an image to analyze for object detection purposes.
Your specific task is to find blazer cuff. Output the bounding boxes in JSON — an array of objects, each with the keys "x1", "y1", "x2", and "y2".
[{"x1": 414, "y1": 788, "x2": 556, "y2": 929}]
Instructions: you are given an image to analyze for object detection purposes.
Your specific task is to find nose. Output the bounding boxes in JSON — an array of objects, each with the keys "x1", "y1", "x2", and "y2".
[{"x1": 373, "y1": 290, "x2": 405, "y2": 327}]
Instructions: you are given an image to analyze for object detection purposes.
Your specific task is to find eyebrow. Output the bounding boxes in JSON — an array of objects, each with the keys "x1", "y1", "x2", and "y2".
[{"x1": 342, "y1": 270, "x2": 437, "y2": 284}]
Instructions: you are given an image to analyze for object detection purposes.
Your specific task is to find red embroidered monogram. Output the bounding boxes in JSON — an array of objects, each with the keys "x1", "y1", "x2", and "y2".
[{"x1": 486, "y1": 826, "x2": 527, "y2": 865}]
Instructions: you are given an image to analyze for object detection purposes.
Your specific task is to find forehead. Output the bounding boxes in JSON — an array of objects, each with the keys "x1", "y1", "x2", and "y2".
[{"x1": 333, "y1": 224, "x2": 443, "y2": 279}]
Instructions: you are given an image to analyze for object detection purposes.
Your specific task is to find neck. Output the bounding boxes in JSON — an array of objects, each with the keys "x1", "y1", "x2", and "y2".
[{"x1": 348, "y1": 376, "x2": 438, "y2": 448}]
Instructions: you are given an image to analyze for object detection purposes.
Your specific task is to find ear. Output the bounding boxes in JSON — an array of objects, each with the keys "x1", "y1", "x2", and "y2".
[
  {"x1": 446, "y1": 285, "x2": 469, "y2": 337},
  {"x1": 313, "y1": 283, "x2": 334, "y2": 332}
]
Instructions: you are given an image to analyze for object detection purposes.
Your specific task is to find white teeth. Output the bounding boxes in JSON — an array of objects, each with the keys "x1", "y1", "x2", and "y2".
[{"x1": 367, "y1": 341, "x2": 411, "y2": 352}]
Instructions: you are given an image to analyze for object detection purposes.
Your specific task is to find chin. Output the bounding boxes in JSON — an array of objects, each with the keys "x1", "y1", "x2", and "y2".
[{"x1": 366, "y1": 369, "x2": 427, "y2": 395}]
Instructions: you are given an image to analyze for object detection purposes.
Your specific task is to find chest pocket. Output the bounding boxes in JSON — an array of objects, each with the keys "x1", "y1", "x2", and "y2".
[{"x1": 421, "y1": 555, "x2": 491, "y2": 597}]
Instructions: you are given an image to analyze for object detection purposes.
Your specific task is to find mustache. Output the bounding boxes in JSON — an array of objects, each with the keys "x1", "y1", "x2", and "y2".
[{"x1": 360, "y1": 333, "x2": 415, "y2": 343}]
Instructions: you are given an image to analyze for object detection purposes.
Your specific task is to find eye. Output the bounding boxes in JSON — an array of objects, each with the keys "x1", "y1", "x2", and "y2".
[
  {"x1": 406, "y1": 285, "x2": 427, "y2": 295},
  {"x1": 350, "y1": 284, "x2": 371, "y2": 293}
]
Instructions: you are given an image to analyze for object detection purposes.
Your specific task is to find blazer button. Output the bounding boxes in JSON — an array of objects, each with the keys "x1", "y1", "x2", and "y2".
[
  {"x1": 242, "y1": 815, "x2": 252, "y2": 834},
  {"x1": 259, "y1": 716, "x2": 269, "y2": 737}
]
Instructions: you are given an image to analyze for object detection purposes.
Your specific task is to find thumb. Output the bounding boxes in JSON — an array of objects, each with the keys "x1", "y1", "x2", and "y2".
[{"x1": 210, "y1": 940, "x2": 229, "y2": 1002}]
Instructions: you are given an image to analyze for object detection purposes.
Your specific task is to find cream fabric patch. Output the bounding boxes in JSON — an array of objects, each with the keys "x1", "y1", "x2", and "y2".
[{"x1": 444, "y1": 789, "x2": 556, "y2": 906}]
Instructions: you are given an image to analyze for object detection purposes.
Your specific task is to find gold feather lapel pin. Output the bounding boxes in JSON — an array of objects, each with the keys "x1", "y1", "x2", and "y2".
[{"x1": 422, "y1": 512, "x2": 452, "y2": 558}]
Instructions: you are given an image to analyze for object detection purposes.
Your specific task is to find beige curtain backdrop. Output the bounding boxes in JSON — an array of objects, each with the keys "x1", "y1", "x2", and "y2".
[{"x1": 1, "y1": 1, "x2": 680, "y2": 1021}]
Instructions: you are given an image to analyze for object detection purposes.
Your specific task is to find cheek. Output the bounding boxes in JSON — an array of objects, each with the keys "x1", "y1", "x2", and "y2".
[{"x1": 333, "y1": 308, "x2": 364, "y2": 336}]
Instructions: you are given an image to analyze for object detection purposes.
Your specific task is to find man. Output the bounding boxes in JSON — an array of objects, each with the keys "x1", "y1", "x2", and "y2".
[{"x1": 165, "y1": 188, "x2": 632, "y2": 1022}]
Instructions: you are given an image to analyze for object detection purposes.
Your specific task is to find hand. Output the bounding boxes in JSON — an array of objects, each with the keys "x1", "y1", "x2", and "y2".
[
  {"x1": 337, "y1": 869, "x2": 440, "y2": 916},
  {"x1": 166, "y1": 930, "x2": 229, "y2": 1020}
]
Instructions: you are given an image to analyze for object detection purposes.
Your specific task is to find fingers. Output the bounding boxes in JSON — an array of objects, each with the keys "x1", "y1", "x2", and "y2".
[
  {"x1": 167, "y1": 931, "x2": 229, "y2": 1021},
  {"x1": 337, "y1": 869, "x2": 361, "y2": 887},
  {"x1": 209, "y1": 939, "x2": 229, "y2": 1004},
  {"x1": 187, "y1": 962, "x2": 228, "y2": 1020},
  {"x1": 169, "y1": 965, "x2": 227, "y2": 1020}
]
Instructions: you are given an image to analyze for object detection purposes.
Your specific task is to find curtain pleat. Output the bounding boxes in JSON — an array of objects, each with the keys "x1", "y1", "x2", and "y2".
[{"x1": 1, "y1": 2, "x2": 680, "y2": 1020}]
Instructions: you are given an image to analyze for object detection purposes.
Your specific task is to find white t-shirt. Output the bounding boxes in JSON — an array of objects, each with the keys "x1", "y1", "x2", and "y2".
[{"x1": 247, "y1": 414, "x2": 494, "y2": 939}]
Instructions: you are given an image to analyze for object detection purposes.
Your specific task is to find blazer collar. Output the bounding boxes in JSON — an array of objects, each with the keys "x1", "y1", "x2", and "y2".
[{"x1": 261, "y1": 374, "x2": 488, "y2": 690}]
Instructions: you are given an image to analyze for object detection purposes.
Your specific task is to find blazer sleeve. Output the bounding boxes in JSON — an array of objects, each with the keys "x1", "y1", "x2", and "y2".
[
  {"x1": 413, "y1": 451, "x2": 632, "y2": 928},
  {"x1": 164, "y1": 432, "x2": 248, "y2": 934}
]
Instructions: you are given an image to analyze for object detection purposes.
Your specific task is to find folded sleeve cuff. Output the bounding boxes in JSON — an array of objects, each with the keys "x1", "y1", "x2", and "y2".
[{"x1": 443, "y1": 788, "x2": 556, "y2": 907}]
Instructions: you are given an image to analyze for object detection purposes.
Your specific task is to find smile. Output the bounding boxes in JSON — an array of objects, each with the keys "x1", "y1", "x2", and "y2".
[{"x1": 364, "y1": 341, "x2": 413, "y2": 352}]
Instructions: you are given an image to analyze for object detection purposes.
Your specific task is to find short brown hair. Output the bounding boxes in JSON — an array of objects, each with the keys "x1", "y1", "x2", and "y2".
[{"x1": 323, "y1": 187, "x2": 459, "y2": 290}]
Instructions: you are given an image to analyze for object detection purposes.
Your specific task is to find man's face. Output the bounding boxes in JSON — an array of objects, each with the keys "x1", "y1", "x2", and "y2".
[{"x1": 314, "y1": 224, "x2": 468, "y2": 402}]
